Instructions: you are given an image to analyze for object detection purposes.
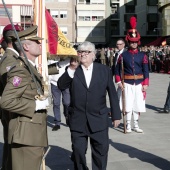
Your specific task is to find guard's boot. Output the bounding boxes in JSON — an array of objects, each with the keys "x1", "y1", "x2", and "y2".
[
  {"x1": 133, "y1": 111, "x2": 143, "y2": 133},
  {"x1": 126, "y1": 111, "x2": 132, "y2": 133},
  {"x1": 126, "y1": 121, "x2": 132, "y2": 133}
]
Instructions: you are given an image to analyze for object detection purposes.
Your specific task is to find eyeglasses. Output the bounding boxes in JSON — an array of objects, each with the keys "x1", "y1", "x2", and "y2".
[
  {"x1": 77, "y1": 50, "x2": 93, "y2": 55},
  {"x1": 116, "y1": 43, "x2": 124, "y2": 46}
]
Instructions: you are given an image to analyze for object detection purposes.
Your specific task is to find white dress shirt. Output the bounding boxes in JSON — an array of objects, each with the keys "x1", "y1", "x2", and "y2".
[
  {"x1": 81, "y1": 63, "x2": 93, "y2": 88},
  {"x1": 67, "y1": 63, "x2": 93, "y2": 88}
]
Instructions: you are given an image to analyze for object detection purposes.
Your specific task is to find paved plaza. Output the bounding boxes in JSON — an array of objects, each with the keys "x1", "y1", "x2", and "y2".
[{"x1": 0, "y1": 73, "x2": 170, "y2": 170}]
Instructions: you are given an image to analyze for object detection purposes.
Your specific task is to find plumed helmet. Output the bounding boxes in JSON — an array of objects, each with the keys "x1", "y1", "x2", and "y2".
[{"x1": 125, "y1": 17, "x2": 141, "y2": 45}]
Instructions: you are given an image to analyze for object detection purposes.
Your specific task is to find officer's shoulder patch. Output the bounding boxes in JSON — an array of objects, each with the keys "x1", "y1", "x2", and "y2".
[{"x1": 12, "y1": 76, "x2": 22, "y2": 87}]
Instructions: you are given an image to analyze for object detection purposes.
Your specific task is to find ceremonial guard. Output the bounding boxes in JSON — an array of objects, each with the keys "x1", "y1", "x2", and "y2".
[
  {"x1": 0, "y1": 26, "x2": 49, "y2": 170},
  {"x1": 115, "y1": 17, "x2": 149, "y2": 133},
  {"x1": 0, "y1": 24, "x2": 23, "y2": 170}
]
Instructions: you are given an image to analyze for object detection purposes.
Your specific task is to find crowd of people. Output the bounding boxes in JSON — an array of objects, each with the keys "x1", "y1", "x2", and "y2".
[{"x1": 94, "y1": 44, "x2": 170, "y2": 74}]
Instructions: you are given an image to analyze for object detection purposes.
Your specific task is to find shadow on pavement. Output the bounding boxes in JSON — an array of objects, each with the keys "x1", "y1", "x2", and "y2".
[
  {"x1": 47, "y1": 115, "x2": 68, "y2": 129},
  {"x1": 146, "y1": 104, "x2": 162, "y2": 112},
  {"x1": 45, "y1": 144, "x2": 74, "y2": 170},
  {"x1": 109, "y1": 140, "x2": 170, "y2": 170}
]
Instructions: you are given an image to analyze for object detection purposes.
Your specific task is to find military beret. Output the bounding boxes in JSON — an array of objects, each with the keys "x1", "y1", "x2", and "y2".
[
  {"x1": 3, "y1": 24, "x2": 23, "y2": 34},
  {"x1": 18, "y1": 25, "x2": 43, "y2": 41},
  {"x1": 2, "y1": 24, "x2": 24, "y2": 40}
]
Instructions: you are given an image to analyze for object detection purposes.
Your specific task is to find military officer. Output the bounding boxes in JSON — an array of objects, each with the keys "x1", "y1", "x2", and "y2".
[
  {"x1": 0, "y1": 26, "x2": 49, "y2": 170},
  {"x1": 0, "y1": 24, "x2": 23, "y2": 170}
]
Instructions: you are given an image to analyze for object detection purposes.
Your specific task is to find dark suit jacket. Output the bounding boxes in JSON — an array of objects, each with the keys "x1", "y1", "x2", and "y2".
[
  {"x1": 58, "y1": 62, "x2": 121, "y2": 133},
  {"x1": 112, "y1": 48, "x2": 126, "y2": 76}
]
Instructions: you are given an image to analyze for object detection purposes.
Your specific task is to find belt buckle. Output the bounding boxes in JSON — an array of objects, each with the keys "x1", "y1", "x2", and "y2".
[{"x1": 134, "y1": 75, "x2": 137, "y2": 80}]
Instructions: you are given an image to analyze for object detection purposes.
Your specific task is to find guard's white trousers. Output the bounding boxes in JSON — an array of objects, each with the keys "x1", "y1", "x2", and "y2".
[{"x1": 118, "y1": 83, "x2": 146, "y2": 112}]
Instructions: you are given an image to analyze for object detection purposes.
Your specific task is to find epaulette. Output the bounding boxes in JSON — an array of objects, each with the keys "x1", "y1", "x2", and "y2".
[{"x1": 8, "y1": 61, "x2": 24, "y2": 72}]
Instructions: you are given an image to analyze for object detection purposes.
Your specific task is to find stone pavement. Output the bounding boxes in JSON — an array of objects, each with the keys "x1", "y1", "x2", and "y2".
[{"x1": 0, "y1": 73, "x2": 170, "y2": 170}]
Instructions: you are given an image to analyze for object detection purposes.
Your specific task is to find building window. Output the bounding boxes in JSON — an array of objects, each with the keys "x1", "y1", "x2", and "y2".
[
  {"x1": 78, "y1": 11, "x2": 104, "y2": 21},
  {"x1": 110, "y1": 21, "x2": 119, "y2": 35},
  {"x1": 0, "y1": 8, "x2": 12, "y2": 17},
  {"x1": 21, "y1": 16, "x2": 32, "y2": 28},
  {"x1": 77, "y1": 0, "x2": 104, "y2": 4},
  {"x1": 125, "y1": 5, "x2": 135, "y2": 13},
  {"x1": 111, "y1": 4, "x2": 118, "y2": 14},
  {"x1": 147, "y1": 0, "x2": 158, "y2": 6},
  {"x1": 91, "y1": 11, "x2": 104, "y2": 21},
  {"x1": 60, "y1": 27, "x2": 68, "y2": 35},
  {"x1": 60, "y1": 11, "x2": 67, "y2": 18},
  {"x1": 51, "y1": 10, "x2": 58, "y2": 18},
  {"x1": 78, "y1": 0, "x2": 86, "y2": 4},
  {"x1": 78, "y1": 11, "x2": 91, "y2": 21},
  {"x1": 148, "y1": 22, "x2": 157, "y2": 31}
]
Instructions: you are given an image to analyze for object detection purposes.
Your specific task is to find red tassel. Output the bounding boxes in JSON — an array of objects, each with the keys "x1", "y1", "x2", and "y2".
[{"x1": 130, "y1": 17, "x2": 137, "y2": 29}]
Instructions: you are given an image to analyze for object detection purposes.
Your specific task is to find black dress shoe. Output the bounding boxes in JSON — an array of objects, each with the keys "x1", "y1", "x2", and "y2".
[
  {"x1": 163, "y1": 109, "x2": 170, "y2": 113},
  {"x1": 52, "y1": 125, "x2": 60, "y2": 131}
]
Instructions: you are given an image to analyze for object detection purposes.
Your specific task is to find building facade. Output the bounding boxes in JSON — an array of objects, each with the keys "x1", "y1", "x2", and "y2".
[
  {"x1": 108, "y1": 0, "x2": 162, "y2": 46},
  {"x1": 0, "y1": 0, "x2": 33, "y2": 39},
  {"x1": 158, "y1": 0, "x2": 170, "y2": 36},
  {"x1": 0, "y1": 0, "x2": 166, "y2": 46},
  {"x1": 45, "y1": 0, "x2": 76, "y2": 44}
]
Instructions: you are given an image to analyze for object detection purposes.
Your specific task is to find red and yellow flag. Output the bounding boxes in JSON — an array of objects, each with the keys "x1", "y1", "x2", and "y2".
[{"x1": 45, "y1": 9, "x2": 77, "y2": 58}]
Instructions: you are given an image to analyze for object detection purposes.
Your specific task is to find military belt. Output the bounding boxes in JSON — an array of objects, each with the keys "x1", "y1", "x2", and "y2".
[{"x1": 124, "y1": 74, "x2": 144, "y2": 80}]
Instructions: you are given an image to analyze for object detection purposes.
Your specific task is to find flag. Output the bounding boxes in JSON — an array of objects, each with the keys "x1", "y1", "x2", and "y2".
[{"x1": 45, "y1": 9, "x2": 77, "y2": 58}]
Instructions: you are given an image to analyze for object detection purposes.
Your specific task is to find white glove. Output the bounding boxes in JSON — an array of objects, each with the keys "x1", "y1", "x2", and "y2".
[{"x1": 35, "y1": 98, "x2": 49, "y2": 111}]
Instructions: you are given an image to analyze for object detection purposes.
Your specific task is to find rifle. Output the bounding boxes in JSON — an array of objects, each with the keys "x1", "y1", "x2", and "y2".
[{"x1": 121, "y1": 58, "x2": 127, "y2": 134}]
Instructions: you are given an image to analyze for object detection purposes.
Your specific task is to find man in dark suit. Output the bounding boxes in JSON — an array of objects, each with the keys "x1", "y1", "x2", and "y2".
[
  {"x1": 112, "y1": 38, "x2": 126, "y2": 76},
  {"x1": 58, "y1": 41, "x2": 121, "y2": 170}
]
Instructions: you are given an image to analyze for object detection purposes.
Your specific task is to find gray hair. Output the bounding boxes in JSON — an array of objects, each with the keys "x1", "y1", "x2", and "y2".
[
  {"x1": 14, "y1": 40, "x2": 29, "y2": 52},
  {"x1": 78, "y1": 41, "x2": 96, "y2": 61},
  {"x1": 78, "y1": 41, "x2": 96, "y2": 53}
]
